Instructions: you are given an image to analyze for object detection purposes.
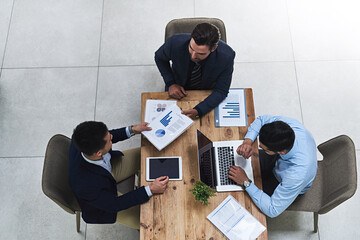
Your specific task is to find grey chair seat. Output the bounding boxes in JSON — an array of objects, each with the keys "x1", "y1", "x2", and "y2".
[
  {"x1": 165, "y1": 17, "x2": 227, "y2": 42},
  {"x1": 286, "y1": 135, "x2": 357, "y2": 232},
  {"x1": 42, "y1": 134, "x2": 81, "y2": 232}
]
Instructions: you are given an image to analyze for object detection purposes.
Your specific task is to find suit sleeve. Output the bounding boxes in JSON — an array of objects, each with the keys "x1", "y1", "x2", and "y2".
[
  {"x1": 81, "y1": 186, "x2": 150, "y2": 213},
  {"x1": 155, "y1": 37, "x2": 176, "y2": 87},
  {"x1": 193, "y1": 56, "x2": 234, "y2": 116},
  {"x1": 110, "y1": 128, "x2": 129, "y2": 144}
]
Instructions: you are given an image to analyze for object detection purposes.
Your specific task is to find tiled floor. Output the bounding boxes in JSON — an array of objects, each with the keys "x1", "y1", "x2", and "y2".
[{"x1": 0, "y1": 0, "x2": 359, "y2": 239}]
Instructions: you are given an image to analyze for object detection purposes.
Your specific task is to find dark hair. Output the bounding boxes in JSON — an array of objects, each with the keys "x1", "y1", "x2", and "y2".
[
  {"x1": 72, "y1": 121, "x2": 108, "y2": 155},
  {"x1": 191, "y1": 23, "x2": 220, "y2": 51},
  {"x1": 259, "y1": 121, "x2": 295, "y2": 152}
]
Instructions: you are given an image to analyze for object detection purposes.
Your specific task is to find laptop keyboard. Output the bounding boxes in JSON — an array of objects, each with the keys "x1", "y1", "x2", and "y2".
[{"x1": 218, "y1": 146, "x2": 237, "y2": 186}]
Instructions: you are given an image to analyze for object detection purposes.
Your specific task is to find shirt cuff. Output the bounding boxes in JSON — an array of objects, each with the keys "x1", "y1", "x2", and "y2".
[
  {"x1": 145, "y1": 185, "x2": 153, "y2": 197},
  {"x1": 244, "y1": 132, "x2": 258, "y2": 142},
  {"x1": 125, "y1": 126, "x2": 132, "y2": 138},
  {"x1": 245, "y1": 182, "x2": 257, "y2": 195}
]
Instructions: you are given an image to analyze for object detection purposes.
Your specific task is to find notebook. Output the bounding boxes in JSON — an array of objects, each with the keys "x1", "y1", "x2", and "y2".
[{"x1": 196, "y1": 130, "x2": 254, "y2": 192}]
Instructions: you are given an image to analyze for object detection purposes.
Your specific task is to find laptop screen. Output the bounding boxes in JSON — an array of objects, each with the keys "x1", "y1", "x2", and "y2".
[{"x1": 196, "y1": 130, "x2": 217, "y2": 188}]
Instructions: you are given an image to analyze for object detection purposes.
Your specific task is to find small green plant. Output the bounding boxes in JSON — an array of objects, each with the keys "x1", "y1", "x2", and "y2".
[{"x1": 190, "y1": 181, "x2": 216, "y2": 206}]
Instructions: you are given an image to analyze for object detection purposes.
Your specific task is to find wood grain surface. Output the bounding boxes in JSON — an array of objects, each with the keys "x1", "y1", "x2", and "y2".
[{"x1": 140, "y1": 90, "x2": 268, "y2": 240}]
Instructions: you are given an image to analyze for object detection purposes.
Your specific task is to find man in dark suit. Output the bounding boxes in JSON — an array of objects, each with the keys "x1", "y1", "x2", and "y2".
[
  {"x1": 155, "y1": 23, "x2": 235, "y2": 118},
  {"x1": 68, "y1": 121, "x2": 169, "y2": 229}
]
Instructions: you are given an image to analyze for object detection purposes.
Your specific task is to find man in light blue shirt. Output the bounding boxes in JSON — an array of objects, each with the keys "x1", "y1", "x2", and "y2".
[{"x1": 228, "y1": 115, "x2": 317, "y2": 218}]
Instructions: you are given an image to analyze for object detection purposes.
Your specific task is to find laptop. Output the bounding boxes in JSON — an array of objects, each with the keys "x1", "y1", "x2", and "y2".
[{"x1": 196, "y1": 130, "x2": 254, "y2": 192}]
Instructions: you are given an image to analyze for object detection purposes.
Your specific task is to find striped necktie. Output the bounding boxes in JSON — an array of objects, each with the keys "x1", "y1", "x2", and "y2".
[{"x1": 187, "y1": 63, "x2": 202, "y2": 89}]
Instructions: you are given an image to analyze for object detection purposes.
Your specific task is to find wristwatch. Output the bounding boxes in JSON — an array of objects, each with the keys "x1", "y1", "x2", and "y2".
[
  {"x1": 243, "y1": 179, "x2": 252, "y2": 189},
  {"x1": 128, "y1": 125, "x2": 135, "y2": 136}
]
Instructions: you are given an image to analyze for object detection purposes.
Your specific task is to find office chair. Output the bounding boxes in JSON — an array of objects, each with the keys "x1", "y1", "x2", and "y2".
[
  {"x1": 42, "y1": 134, "x2": 81, "y2": 232},
  {"x1": 287, "y1": 135, "x2": 357, "y2": 232},
  {"x1": 165, "y1": 17, "x2": 227, "y2": 42}
]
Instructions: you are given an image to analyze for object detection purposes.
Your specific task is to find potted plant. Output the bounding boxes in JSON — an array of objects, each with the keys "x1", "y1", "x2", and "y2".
[{"x1": 190, "y1": 181, "x2": 216, "y2": 206}]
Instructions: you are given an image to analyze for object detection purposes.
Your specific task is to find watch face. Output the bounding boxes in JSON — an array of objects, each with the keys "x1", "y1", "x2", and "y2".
[{"x1": 244, "y1": 180, "x2": 250, "y2": 188}]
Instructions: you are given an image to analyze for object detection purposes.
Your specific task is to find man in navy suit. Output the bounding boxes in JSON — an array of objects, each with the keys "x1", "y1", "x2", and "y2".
[
  {"x1": 68, "y1": 121, "x2": 169, "y2": 229},
  {"x1": 155, "y1": 23, "x2": 235, "y2": 118}
]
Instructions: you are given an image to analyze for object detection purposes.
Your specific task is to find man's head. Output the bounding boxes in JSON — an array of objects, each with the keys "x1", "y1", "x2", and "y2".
[
  {"x1": 189, "y1": 23, "x2": 220, "y2": 62},
  {"x1": 72, "y1": 121, "x2": 113, "y2": 158},
  {"x1": 259, "y1": 121, "x2": 295, "y2": 155}
]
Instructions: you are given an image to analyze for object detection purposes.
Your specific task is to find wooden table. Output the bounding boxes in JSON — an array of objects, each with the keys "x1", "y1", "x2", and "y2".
[{"x1": 140, "y1": 89, "x2": 268, "y2": 240}]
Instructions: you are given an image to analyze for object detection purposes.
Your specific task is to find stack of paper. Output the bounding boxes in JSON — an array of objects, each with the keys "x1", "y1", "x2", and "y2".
[
  {"x1": 142, "y1": 103, "x2": 193, "y2": 151},
  {"x1": 207, "y1": 195, "x2": 266, "y2": 240}
]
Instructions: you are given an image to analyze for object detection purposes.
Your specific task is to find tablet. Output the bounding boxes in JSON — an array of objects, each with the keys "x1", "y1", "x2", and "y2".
[{"x1": 146, "y1": 157, "x2": 182, "y2": 181}]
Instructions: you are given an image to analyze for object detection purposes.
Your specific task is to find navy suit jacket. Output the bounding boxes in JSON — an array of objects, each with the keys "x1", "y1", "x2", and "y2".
[
  {"x1": 68, "y1": 127, "x2": 149, "y2": 224},
  {"x1": 155, "y1": 34, "x2": 235, "y2": 116}
]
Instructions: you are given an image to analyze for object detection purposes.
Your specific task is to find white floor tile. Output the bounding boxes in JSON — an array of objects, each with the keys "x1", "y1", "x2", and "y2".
[
  {"x1": 95, "y1": 66, "x2": 165, "y2": 151},
  {"x1": 86, "y1": 223, "x2": 139, "y2": 240},
  {"x1": 0, "y1": 0, "x2": 13, "y2": 68},
  {"x1": 232, "y1": 62, "x2": 302, "y2": 121},
  {"x1": 267, "y1": 211, "x2": 319, "y2": 240},
  {"x1": 195, "y1": 0, "x2": 293, "y2": 62},
  {"x1": 0, "y1": 157, "x2": 86, "y2": 239},
  {"x1": 3, "y1": 0, "x2": 103, "y2": 68},
  {"x1": 0, "y1": 68, "x2": 97, "y2": 157},
  {"x1": 288, "y1": 0, "x2": 360, "y2": 61},
  {"x1": 100, "y1": 0, "x2": 194, "y2": 66},
  {"x1": 296, "y1": 61, "x2": 360, "y2": 149},
  {"x1": 318, "y1": 151, "x2": 360, "y2": 239}
]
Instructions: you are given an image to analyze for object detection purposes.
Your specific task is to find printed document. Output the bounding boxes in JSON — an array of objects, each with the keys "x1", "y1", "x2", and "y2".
[
  {"x1": 207, "y1": 195, "x2": 266, "y2": 240},
  {"x1": 215, "y1": 88, "x2": 247, "y2": 127},
  {"x1": 142, "y1": 104, "x2": 193, "y2": 151},
  {"x1": 144, "y1": 99, "x2": 177, "y2": 123}
]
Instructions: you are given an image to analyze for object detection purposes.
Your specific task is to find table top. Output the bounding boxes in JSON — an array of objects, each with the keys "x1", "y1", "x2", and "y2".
[{"x1": 140, "y1": 89, "x2": 268, "y2": 240}]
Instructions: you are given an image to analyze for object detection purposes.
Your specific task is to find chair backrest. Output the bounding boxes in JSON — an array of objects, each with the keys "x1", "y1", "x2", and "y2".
[
  {"x1": 317, "y1": 135, "x2": 357, "y2": 214},
  {"x1": 287, "y1": 135, "x2": 357, "y2": 214},
  {"x1": 165, "y1": 17, "x2": 227, "y2": 43},
  {"x1": 42, "y1": 134, "x2": 81, "y2": 214}
]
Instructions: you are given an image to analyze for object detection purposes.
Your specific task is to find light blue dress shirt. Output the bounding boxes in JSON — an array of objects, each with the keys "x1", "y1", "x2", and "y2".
[{"x1": 244, "y1": 115, "x2": 317, "y2": 218}]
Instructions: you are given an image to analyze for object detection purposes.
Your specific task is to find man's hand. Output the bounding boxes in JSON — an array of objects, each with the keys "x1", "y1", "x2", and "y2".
[
  {"x1": 236, "y1": 139, "x2": 253, "y2": 159},
  {"x1": 132, "y1": 122, "x2": 152, "y2": 134},
  {"x1": 182, "y1": 109, "x2": 198, "y2": 119},
  {"x1": 168, "y1": 84, "x2": 187, "y2": 99},
  {"x1": 149, "y1": 176, "x2": 169, "y2": 194},
  {"x1": 228, "y1": 166, "x2": 249, "y2": 186}
]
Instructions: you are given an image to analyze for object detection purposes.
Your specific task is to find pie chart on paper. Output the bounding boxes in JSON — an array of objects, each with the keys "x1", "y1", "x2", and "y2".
[{"x1": 155, "y1": 129, "x2": 166, "y2": 137}]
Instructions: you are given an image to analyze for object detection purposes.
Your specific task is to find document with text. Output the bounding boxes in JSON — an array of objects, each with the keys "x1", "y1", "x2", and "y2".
[
  {"x1": 142, "y1": 104, "x2": 194, "y2": 151},
  {"x1": 215, "y1": 88, "x2": 247, "y2": 127},
  {"x1": 207, "y1": 195, "x2": 266, "y2": 240},
  {"x1": 144, "y1": 99, "x2": 177, "y2": 123}
]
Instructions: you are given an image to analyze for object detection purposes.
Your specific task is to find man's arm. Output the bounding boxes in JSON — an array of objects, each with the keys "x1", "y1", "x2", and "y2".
[
  {"x1": 193, "y1": 58, "x2": 234, "y2": 117},
  {"x1": 245, "y1": 177, "x2": 306, "y2": 218},
  {"x1": 229, "y1": 165, "x2": 305, "y2": 218},
  {"x1": 154, "y1": 37, "x2": 176, "y2": 88},
  {"x1": 85, "y1": 186, "x2": 150, "y2": 213}
]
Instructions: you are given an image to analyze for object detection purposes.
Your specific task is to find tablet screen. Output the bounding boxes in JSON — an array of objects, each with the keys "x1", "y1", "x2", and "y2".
[{"x1": 147, "y1": 157, "x2": 182, "y2": 180}]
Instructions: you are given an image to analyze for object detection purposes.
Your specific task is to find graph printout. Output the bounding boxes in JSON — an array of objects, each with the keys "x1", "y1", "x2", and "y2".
[
  {"x1": 207, "y1": 195, "x2": 266, "y2": 240},
  {"x1": 144, "y1": 100, "x2": 177, "y2": 123},
  {"x1": 142, "y1": 104, "x2": 193, "y2": 151},
  {"x1": 215, "y1": 88, "x2": 247, "y2": 127}
]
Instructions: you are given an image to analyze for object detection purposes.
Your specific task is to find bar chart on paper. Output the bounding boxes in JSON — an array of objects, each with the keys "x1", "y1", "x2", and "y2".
[{"x1": 215, "y1": 88, "x2": 247, "y2": 127}]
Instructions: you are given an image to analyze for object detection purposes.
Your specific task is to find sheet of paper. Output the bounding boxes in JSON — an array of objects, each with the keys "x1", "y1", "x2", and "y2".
[
  {"x1": 207, "y1": 195, "x2": 266, "y2": 240},
  {"x1": 215, "y1": 88, "x2": 247, "y2": 127},
  {"x1": 144, "y1": 99, "x2": 177, "y2": 123},
  {"x1": 142, "y1": 104, "x2": 193, "y2": 151}
]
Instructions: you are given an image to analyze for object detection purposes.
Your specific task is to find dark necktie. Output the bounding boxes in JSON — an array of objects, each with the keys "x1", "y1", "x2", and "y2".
[{"x1": 187, "y1": 63, "x2": 202, "y2": 90}]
